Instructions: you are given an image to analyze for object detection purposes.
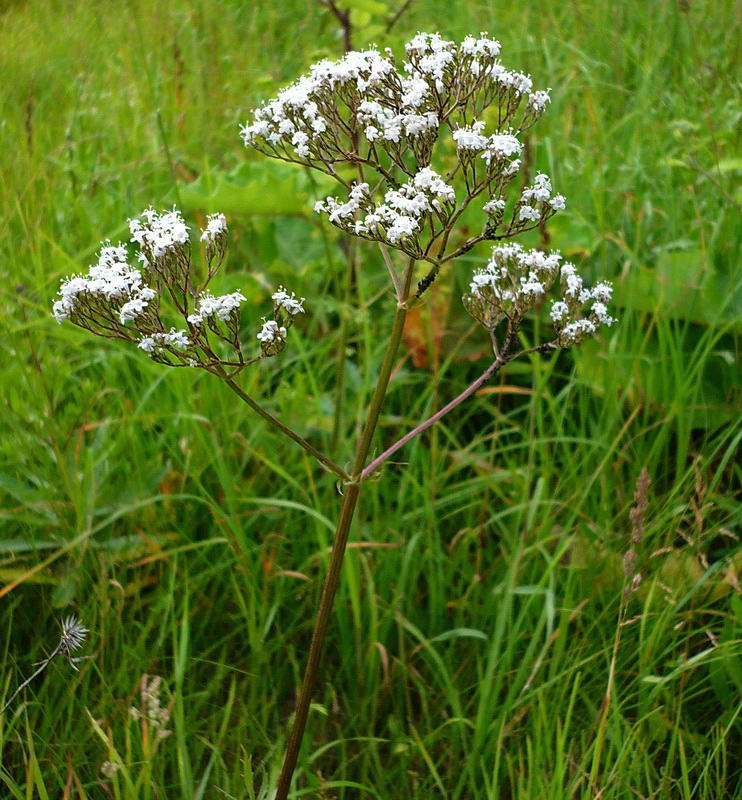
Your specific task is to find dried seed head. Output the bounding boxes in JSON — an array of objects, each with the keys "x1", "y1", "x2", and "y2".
[
  {"x1": 59, "y1": 616, "x2": 88, "y2": 658},
  {"x1": 629, "y1": 467, "x2": 651, "y2": 546}
]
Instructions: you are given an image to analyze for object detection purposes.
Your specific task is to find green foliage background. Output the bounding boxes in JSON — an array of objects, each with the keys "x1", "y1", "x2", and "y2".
[{"x1": 0, "y1": 0, "x2": 740, "y2": 797}]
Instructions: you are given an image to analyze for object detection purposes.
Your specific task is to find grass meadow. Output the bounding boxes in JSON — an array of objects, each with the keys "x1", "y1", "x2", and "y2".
[{"x1": 1, "y1": 0, "x2": 740, "y2": 797}]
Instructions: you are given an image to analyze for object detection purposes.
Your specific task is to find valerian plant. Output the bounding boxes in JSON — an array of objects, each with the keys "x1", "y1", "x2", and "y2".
[{"x1": 53, "y1": 32, "x2": 615, "y2": 798}]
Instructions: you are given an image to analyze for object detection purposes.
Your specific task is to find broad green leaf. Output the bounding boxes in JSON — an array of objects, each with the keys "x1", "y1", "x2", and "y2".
[{"x1": 179, "y1": 161, "x2": 333, "y2": 218}]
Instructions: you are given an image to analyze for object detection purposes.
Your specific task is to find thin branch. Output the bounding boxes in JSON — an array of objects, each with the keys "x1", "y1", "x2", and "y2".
[
  {"x1": 1, "y1": 649, "x2": 60, "y2": 714},
  {"x1": 359, "y1": 326, "x2": 556, "y2": 479},
  {"x1": 378, "y1": 242, "x2": 404, "y2": 300},
  {"x1": 361, "y1": 353, "x2": 507, "y2": 479},
  {"x1": 385, "y1": 0, "x2": 415, "y2": 33},
  {"x1": 321, "y1": 0, "x2": 353, "y2": 53},
  {"x1": 221, "y1": 376, "x2": 350, "y2": 481}
]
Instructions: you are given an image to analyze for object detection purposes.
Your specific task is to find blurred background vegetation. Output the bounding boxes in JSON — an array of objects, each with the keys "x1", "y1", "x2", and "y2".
[{"x1": 0, "y1": 0, "x2": 740, "y2": 797}]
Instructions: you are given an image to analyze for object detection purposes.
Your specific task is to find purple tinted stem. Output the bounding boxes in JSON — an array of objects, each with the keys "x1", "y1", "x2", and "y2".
[{"x1": 361, "y1": 354, "x2": 506, "y2": 480}]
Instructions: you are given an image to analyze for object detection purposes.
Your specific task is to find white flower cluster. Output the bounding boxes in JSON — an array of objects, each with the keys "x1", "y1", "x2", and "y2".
[
  {"x1": 467, "y1": 243, "x2": 562, "y2": 325},
  {"x1": 404, "y1": 32, "x2": 529, "y2": 93},
  {"x1": 200, "y1": 213, "x2": 228, "y2": 243},
  {"x1": 256, "y1": 284, "x2": 307, "y2": 355},
  {"x1": 358, "y1": 100, "x2": 439, "y2": 145},
  {"x1": 453, "y1": 122, "x2": 523, "y2": 165},
  {"x1": 53, "y1": 242, "x2": 156, "y2": 325},
  {"x1": 527, "y1": 89, "x2": 551, "y2": 112},
  {"x1": 272, "y1": 286, "x2": 305, "y2": 315},
  {"x1": 314, "y1": 168, "x2": 455, "y2": 249},
  {"x1": 552, "y1": 269, "x2": 615, "y2": 345},
  {"x1": 129, "y1": 207, "x2": 190, "y2": 261},
  {"x1": 240, "y1": 48, "x2": 396, "y2": 158},
  {"x1": 240, "y1": 32, "x2": 551, "y2": 170},
  {"x1": 54, "y1": 206, "x2": 308, "y2": 372},
  {"x1": 464, "y1": 243, "x2": 616, "y2": 344},
  {"x1": 257, "y1": 319, "x2": 287, "y2": 344},
  {"x1": 518, "y1": 173, "x2": 566, "y2": 221},
  {"x1": 138, "y1": 328, "x2": 191, "y2": 353},
  {"x1": 239, "y1": 32, "x2": 560, "y2": 262},
  {"x1": 483, "y1": 197, "x2": 506, "y2": 216},
  {"x1": 187, "y1": 291, "x2": 247, "y2": 325},
  {"x1": 119, "y1": 288, "x2": 157, "y2": 323}
]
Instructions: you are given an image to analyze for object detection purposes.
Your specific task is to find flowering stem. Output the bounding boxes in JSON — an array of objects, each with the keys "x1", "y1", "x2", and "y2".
[
  {"x1": 275, "y1": 259, "x2": 414, "y2": 800},
  {"x1": 331, "y1": 241, "x2": 357, "y2": 451},
  {"x1": 221, "y1": 376, "x2": 350, "y2": 482},
  {"x1": 0, "y1": 647, "x2": 60, "y2": 715},
  {"x1": 360, "y1": 352, "x2": 509, "y2": 480}
]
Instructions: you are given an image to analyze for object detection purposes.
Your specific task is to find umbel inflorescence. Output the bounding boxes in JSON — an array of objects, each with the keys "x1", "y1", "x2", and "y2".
[
  {"x1": 53, "y1": 209, "x2": 304, "y2": 375},
  {"x1": 239, "y1": 31, "x2": 614, "y2": 341},
  {"x1": 53, "y1": 32, "x2": 615, "y2": 368}
]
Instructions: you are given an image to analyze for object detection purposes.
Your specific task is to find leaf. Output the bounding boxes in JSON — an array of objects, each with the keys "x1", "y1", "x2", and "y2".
[
  {"x1": 616, "y1": 249, "x2": 741, "y2": 330},
  {"x1": 716, "y1": 158, "x2": 742, "y2": 173},
  {"x1": 179, "y1": 161, "x2": 333, "y2": 218},
  {"x1": 430, "y1": 628, "x2": 487, "y2": 643}
]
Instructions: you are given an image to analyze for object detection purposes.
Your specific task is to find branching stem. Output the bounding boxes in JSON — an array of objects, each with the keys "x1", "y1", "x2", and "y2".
[
  {"x1": 275, "y1": 256, "x2": 415, "y2": 800},
  {"x1": 361, "y1": 355, "x2": 506, "y2": 479},
  {"x1": 360, "y1": 327, "x2": 519, "y2": 479},
  {"x1": 221, "y1": 375, "x2": 350, "y2": 482}
]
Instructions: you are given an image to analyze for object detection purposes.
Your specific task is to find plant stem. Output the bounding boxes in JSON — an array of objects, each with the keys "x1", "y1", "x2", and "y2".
[
  {"x1": 331, "y1": 241, "x2": 357, "y2": 451},
  {"x1": 222, "y1": 376, "x2": 349, "y2": 482},
  {"x1": 275, "y1": 260, "x2": 414, "y2": 800},
  {"x1": 361, "y1": 353, "x2": 507, "y2": 480},
  {"x1": 1, "y1": 646, "x2": 61, "y2": 715}
]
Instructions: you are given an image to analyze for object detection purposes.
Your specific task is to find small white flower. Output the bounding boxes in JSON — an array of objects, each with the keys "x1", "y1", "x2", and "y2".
[
  {"x1": 550, "y1": 301, "x2": 569, "y2": 322},
  {"x1": 591, "y1": 281, "x2": 613, "y2": 303},
  {"x1": 193, "y1": 291, "x2": 247, "y2": 322},
  {"x1": 504, "y1": 158, "x2": 522, "y2": 176},
  {"x1": 453, "y1": 121, "x2": 488, "y2": 151},
  {"x1": 53, "y1": 300, "x2": 70, "y2": 323},
  {"x1": 272, "y1": 286, "x2": 305, "y2": 315},
  {"x1": 482, "y1": 133, "x2": 522, "y2": 162},
  {"x1": 528, "y1": 89, "x2": 551, "y2": 112},
  {"x1": 483, "y1": 198, "x2": 506, "y2": 215},
  {"x1": 257, "y1": 319, "x2": 287, "y2": 343},
  {"x1": 592, "y1": 301, "x2": 615, "y2": 326},
  {"x1": 215, "y1": 292, "x2": 247, "y2": 321},
  {"x1": 519, "y1": 272, "x2": 545, "y2": 297},
  {"x1": 561, "y1": 319, "x2": 597, "y2": 343},
  {"x1": 119, "y1": 295, "x2": 149, "y2": 323},
  {"x1": 200, "y1": 213, "x2": 227, "y2": 242},
  {"x1": 159, "y1": 328, "x2": 190, "y2": 349},
  {"x1": 129, "y1": 207, "x2": 190, "y2": 259}
]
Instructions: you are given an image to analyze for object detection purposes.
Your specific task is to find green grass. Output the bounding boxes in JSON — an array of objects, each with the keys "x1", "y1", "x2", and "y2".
[{"x1": 1, "y1": 0, "x2": 740, "y2": 797}]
